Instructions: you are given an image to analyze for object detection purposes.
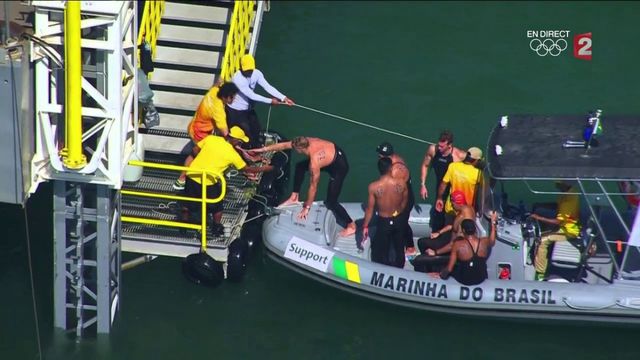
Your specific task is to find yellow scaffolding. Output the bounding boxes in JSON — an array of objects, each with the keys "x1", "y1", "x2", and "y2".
[
  {"x1": 62, "y1": 0, "x2": 86, "y2": 169},
  {"x1": 137, "y1": 0, "x2": 165, "y2": 73},
  {"x1": 220, "y1": 1, "x2": 257, "y2": 81}
]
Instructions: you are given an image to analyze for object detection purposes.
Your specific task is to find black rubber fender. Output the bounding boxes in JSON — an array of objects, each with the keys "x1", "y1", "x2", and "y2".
[
  {"x1": 182, "y1": 252, "x2": 224, "y2": 288},
  {"x1": 226, "y1": 237, "x2": 249, "y2": 282},
  {"x1": 240, "y1": 218, "x2": 263, "y2": 250}
]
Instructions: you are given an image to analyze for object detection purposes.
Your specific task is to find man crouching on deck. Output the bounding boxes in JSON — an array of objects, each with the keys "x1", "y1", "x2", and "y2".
[
  {"x1": 362, "y1": 157, "x2": 409, "y2": 268},
  {"x1": 250, "y1": 136, "x2": 357, "y2": 237}
]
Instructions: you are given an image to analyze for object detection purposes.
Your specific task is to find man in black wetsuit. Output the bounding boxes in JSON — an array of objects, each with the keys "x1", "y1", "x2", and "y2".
[
  {"x1": 438, "y1": 213, "x2": 497, "y2": 286},
  {"x1": 376, "y1": 142, "x2": 415, "y2": 253},
  {"x1": 419, "y1": 130, "x2": 467, "y2": 232},
  {"x1": 362, "y1": 157, "x2": 408, "y2": 268},
  {"x1": 251, "y1": 136, "x2": 356, "y2": 237}
]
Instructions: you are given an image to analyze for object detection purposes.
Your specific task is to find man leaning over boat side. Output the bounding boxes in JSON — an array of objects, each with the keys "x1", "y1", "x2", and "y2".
[
  {"x1": 435, "y1": 147, "x2": 483, "y2": 216},
  {"x1": 420, "y1": 190, "x2": 475, "y2": 257},
  {"x1": 250, "y1": 136, "x2": 358, "y2": 237},
  {"x1": 375, "y1": 141, "x2": 416, "y2": 255},
  {"x1": 530, "y1": 181, "x2": 581, "y2": 281},
  {"x1": 361, "y1": 157, "x2": 409, "y2": 268},
  {"x1": 180, "y1": 127, "x2": 272, "y2": 235},
  {"x1": 173, "y1": 81, "x2": 239, "y2": 190},
  {"x1": 228, "y1": 54, "x2": 295, "y2": 148},
  {"x1": 434, "y1": 212, "x2": 497, "y2": 286},
  {"x1": 419, "y1": 130, "x2": 467, "y2": 233}
]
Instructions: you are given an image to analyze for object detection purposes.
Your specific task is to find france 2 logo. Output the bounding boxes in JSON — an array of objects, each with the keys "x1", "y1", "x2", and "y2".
[{"x1": 574, "y1": 33, "x2": 592, "y2": 61}]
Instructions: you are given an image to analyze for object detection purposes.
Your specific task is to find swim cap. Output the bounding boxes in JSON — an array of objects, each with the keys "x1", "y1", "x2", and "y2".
[
  {"x1": 376, "y1": 142, "x2": 394, "y2": 156},
  {"x1": 461, "y1": 219, "x2": 476, "y2": 235},
  {"x1": 450, "y1": 190, "x2": 467, "y2": 206}
]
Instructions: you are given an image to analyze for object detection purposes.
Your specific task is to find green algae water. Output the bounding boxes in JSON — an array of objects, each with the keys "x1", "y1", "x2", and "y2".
[{"x1": 2, "y1": 2, "x2": 640, "y2": 359}]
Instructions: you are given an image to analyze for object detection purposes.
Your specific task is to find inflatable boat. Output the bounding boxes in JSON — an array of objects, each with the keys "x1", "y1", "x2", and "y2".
[{"x1": 262, "y1": 113, "x2": 640, "y2": 324}]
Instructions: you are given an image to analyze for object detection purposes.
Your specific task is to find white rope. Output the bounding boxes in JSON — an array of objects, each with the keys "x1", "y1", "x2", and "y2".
[
  {"x1": 293, "y1": 103, "x2": 434, "y2": 145},
  {"x1": 266, "y1": 105, "x2": 272, "y2": 133}
]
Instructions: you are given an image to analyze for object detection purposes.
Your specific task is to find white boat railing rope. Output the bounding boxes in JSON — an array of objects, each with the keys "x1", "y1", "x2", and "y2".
[{"x1": 292, "y1": 103, "x2": 435, "y2": 145}]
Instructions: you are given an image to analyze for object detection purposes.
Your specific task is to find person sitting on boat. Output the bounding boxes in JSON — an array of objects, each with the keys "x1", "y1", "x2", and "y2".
[
  {"x1": 419, "y1": 190, "x2": 475, "y2": 257},
  {"x1": 173, "y1": 81, "x2": 239, "y2": 190},
  {"x1": 250, "y1": 136, "x2": 357, "y2": 237},
  {"x1": 435, "y1": 147, "x2": 483, "y2": 216},
  {"x1": 228, "y1": 54, "x2": 295, "y2": 148},
  {"x1": 530, "y1": 181, "x2": 581, "y2": 281},
  {"x1": 376, "y1": 141, "x2": 416, "y2": 254},
  {"x1": 362, "y1": 157, "x2": 409, "y2": 268},
  {"x1": 435, "y1": 212, "x2": 497, "y2": 286},
  {"x1": 180, "y1": 127, "x2": 272, "y2": 236},
  {"x1": 419, "y1": 130, "x2": 467, "y2": 233}
]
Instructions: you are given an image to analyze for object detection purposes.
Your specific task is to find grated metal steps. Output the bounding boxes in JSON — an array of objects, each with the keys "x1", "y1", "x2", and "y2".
[
  {"x1": 121, "y1": 150, "x2": 273, "y2": 261},
  {"x1": 143, "y1": 0, "x2": 233, "y2": 153}
]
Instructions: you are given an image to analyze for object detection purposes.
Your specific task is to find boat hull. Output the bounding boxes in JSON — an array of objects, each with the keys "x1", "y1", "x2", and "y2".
[{"x1": 263, "y1": 202, "x2": 640, "y2": 324}]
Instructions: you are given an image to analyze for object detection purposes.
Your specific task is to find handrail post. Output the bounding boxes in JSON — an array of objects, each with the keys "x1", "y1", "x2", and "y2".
[
  {"x1": 201, "y1": 173, "x2": 208, "y2": 252},
  {"x1": 62, "y1": 0, "x2": 87, "y2": 169}
]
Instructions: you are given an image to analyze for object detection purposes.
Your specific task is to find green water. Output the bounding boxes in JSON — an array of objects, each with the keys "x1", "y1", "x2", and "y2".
[{"x1": 2, "y1": 2, "x2": 640, "y2": 359}]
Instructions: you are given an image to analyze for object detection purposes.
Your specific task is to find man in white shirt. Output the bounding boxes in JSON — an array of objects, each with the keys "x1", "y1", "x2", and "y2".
[{"x1": 227, "y1": 54, "x2": 295, "y2": 147}]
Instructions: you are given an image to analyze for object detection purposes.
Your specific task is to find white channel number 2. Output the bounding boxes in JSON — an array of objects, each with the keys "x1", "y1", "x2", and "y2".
[{"x1": 577, "y1": 37, "x2": 592, "y2": 56}]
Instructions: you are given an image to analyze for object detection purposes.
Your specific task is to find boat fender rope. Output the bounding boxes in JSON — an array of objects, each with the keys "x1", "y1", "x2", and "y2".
[
  {"x1": 615, "y1": 299, "x2": 640, "y2": 310},
  {"x1": 562, "y1": 297, "x2": 615, "y2": 311}
]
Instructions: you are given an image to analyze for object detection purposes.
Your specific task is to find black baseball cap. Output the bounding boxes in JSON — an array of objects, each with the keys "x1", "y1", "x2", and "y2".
[{"x1": 376, "y1": 142, "x2": 394, "y2": 156}]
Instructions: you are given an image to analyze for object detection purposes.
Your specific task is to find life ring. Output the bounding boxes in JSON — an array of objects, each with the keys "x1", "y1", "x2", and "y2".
[{"x1": 619, "y1": 181, "x2": 640, "y2": 208}]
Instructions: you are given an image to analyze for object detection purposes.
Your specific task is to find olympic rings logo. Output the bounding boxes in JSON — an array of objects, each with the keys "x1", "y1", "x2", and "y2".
[{"x1": 529, "y1": 38, "x2": 568, "y2": 57}]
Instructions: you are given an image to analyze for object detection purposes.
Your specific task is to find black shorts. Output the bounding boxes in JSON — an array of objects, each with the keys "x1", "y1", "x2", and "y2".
[{"x1": 184, "y1": 177, "x2": 224, "y2": 215}]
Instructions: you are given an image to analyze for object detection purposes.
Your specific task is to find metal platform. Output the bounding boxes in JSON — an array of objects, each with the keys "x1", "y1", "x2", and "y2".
[{"x1": 121, "y1": 150, "x2": 270, "y2": 262}]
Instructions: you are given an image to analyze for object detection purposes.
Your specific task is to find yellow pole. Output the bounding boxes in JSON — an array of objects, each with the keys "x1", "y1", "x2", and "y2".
[
  {"x1": 201, "y1": 173, "x2": 208, "y2": 252},
  {"x1": 63, "y1": 0, "x2": 87, "y2": 169}
]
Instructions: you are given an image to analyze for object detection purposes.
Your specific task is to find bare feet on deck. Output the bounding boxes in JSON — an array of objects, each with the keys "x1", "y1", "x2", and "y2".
[
  {"x1": 339, "y1": 222, "x2": 357, "y2": 237},
  {"x1": 278, "y1": 193, "x2": 299, "y2": 207}
]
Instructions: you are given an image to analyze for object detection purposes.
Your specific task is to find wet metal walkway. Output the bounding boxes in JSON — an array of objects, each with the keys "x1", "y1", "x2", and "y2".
[{"x1": 121, "y1": 150, "x2": 271, "y2": 262}]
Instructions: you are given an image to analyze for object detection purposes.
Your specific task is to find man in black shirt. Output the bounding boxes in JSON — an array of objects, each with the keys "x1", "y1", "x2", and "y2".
[{"x1": 419, "y1": 130, "x2": 466, "y2": 232}]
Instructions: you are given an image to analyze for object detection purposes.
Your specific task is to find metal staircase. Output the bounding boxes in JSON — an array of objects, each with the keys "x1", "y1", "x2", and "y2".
[
  {"x1": 142, "y1": 0, "x2": 236, "y2": 153},
  {"x1": 121, "y1": 0, "x2": 268, "y2": 262}
]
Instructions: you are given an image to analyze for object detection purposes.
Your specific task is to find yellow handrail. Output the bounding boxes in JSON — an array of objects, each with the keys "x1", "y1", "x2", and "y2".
[
  {"x1": 219, "y1": 1, "x2": 257, "y2": 81},
  {"x1": 137, "y1": 0, "x2": 165, "y2": 68},
  {"x1": 122, "y1": 160, "x2": 226, "y2": 253}
]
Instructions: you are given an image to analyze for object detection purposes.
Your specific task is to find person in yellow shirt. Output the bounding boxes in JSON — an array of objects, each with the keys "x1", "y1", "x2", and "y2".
[
  {"x1": 435, "y1": 147, "x2": 483, "y2": 215},
  {"x1": 174, "y1": 82, "x2": 239, "y2": 190},
  {"x1": 181, "y1": 127, "x2": 271, "y2": 235},
  {"x1": 531, "y1": 181, "x2": 581, "y2": 281}
]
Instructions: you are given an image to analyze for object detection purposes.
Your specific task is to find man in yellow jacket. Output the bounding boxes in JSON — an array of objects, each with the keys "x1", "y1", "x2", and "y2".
[
  {"x1": 531, "y1": 181, "x2": 581, "y2": 281},
  {"x1": 174, "y1": 82, "x2": 239, "y2": 190},
  {"x1": 181, "y1": 127, "x2": 271, "y2": 235}
]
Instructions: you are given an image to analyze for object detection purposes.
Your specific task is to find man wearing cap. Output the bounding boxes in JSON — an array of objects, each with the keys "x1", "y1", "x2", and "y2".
[
  {"x1": 419, "y1": 130, "x2": 467, "y2": 232},
  {"x1": 362, "y1": 157, "x2": 408, "y2": 268},
  {"x1": 435, "y1": 147, "x2": 483, "y2": 215},
  {"x1": 174, "y1": 82, "x2": 239, "y2": 190},
  {"x1": 375, "y1": 141, "x2": 416, "y2": 253},
  {"x1": 251, "y1": 136, "x2": 357, "y2": 237},
  {"x1": 180, "y1": 128, "x2": 271, "y2": 235},
  {"x1": 228, "y1": 54, "x2": 295, "y2": 148}
]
